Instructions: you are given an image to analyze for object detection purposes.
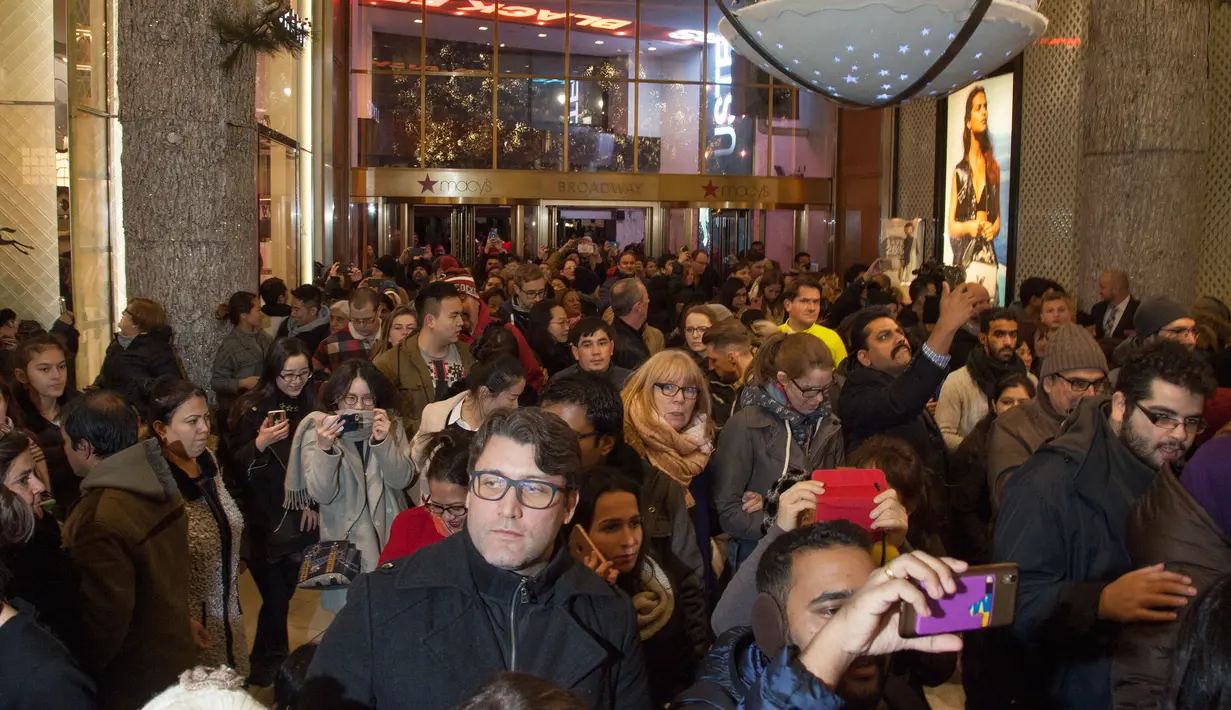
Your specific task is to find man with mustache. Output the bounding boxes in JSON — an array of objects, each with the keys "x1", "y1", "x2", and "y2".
[
  {"x1": 935, "y1": 307, "x2": 1034, "y2": 451},
  {"x1": 304, "y1": 408, "x2": 652, "y2": 709},
  {"x1": 987, "y1": 324, "x2": 1108, "y2": 506},
  {"x1": 838, "y1": 282, "x2": 979, "y2": 484},
  {"x1": 993, "y1": 341, "x2": 1216, "y2": 708}
]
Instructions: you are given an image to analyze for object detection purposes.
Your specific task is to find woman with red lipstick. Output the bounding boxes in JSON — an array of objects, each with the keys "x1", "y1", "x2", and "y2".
[{"x1": 573, "y1": 467, "x2": 709, "y2": 707}]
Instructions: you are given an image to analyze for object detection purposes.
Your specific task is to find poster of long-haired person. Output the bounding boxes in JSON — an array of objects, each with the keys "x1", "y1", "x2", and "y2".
[
  {"x1": 879, "y1": 218, "x2": 923, "y2": 287},
  {"x1": 943, "y1": 74, "x2": 1016, "y2": 305}
]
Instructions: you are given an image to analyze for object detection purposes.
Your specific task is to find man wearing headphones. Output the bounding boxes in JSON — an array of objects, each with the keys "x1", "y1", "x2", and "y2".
[{"x1": 675, "y1": 483, "x2": 963, "y2": 709}]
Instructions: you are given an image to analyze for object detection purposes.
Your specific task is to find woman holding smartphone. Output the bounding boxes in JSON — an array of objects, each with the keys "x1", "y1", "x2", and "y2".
[
  {"x1": 225, "y1": 337, "x2": 319, "y2": 686},
  {"x1": 574, "y1": 467, "x2": 709, "y2": 706},
  {"x1": 284, "y1": 359, "x2": 413, "y2": 613}
]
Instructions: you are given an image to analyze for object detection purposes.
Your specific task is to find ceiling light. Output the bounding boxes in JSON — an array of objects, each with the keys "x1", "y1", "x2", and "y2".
[
  {"x1": 414, "y1": 18, "x2": 422, "y2": 23},
  {"x1": 478, "y1": 26, "x2": 488, "y2": 30},
  {"x1": 538, "y1": 32, "x2": 548, "y2": 38},
  {"x1": 499, "y1": 43, "x2": 506, "y2": 47},
  {"x1": 283, "y1": 87, "x2": 292, "y2": 96},
  {"x1": 557, "y1": 93, "x2": 566, "y2": 104},
  {"x1": 594, "y1": 40, "x2": 604, "y2": 45},
  {"x1": 714, "y1": 0, "x2": 1047, "y2": 107},
  {"x1": 647, "y1": 46, "x2": 657, "y2": 51}
]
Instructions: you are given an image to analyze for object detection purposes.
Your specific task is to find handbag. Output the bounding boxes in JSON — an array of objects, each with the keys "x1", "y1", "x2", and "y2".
[{"x1": 297, "y1": 450, "x2": 372, "y2": 589}]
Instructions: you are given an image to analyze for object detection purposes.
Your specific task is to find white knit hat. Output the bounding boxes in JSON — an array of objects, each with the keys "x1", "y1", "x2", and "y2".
[{"x1": 141, "y1": 667, "x2": 267, "y2": 710}]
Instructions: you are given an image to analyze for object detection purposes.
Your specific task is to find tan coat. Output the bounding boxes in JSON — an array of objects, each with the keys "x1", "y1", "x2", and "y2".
[
  {"x1": 986, "y1": 394, "x2": 1066, "y2": 508},
  {"x1": 373, "y1": 333, "x2": 475, "y2": 438}
]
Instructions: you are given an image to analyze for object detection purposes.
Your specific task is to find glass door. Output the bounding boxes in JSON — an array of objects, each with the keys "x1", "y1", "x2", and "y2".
[{"x1": 258, "y1": 131, "x2": 300, "y2": 285}]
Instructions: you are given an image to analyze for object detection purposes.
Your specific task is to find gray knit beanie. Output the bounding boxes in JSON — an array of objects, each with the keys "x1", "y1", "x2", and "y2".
[
  {"x1": 1040, "y1": 324, "x2": 1108, "y2": 379},
  {"x1": 1133, "y1": 296, "x2": 1191, "y2": 339}
]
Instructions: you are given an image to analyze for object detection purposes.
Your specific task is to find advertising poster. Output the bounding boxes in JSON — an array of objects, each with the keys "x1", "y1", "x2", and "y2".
[
  {"x1": 942, "y1": 74, "x2": 1015, "y2": 305},
  {"x1": 879, "y1": 218, "x2": 923, "y2": 287}
]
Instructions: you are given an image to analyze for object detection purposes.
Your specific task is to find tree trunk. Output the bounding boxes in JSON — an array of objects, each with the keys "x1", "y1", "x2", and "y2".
[
  {"x1": 118, "y1": 0, "x2": 257, "y2": 390},
  {"x1": 1076, "y1": 0, "x2": 1209, "y2": 304}
]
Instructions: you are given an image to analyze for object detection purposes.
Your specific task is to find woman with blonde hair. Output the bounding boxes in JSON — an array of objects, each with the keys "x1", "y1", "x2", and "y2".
[
  {"x1": 369, "y1": 305, "x2": 417, "y2": 361},
  {"x1": 618, "y1": 349, "x2": 710, "y2": 585},
  {"x1": 622, "y1": 350, "x2": 714, "y2": 495}
]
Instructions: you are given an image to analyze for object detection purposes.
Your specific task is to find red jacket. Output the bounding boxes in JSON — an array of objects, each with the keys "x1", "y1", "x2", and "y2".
[
  {"x1": 460, "y1": 300, "x2": 547, "y2": 393},
  {"x1": 377, "y1": 507, "x2": 449, "y2": 565}
]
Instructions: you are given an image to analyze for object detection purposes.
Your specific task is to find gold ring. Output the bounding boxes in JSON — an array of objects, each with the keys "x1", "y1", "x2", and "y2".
[{"x1": 884, "y1": 567, "x2": 896, "y2": 580}]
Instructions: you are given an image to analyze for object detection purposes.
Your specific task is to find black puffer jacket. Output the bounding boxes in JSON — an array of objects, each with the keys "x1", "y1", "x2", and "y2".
[
  {"x1": 1112, "y1": 463, "x2": 1231, "y2": 710},
  {"x1": 94, "y1": 326, "x2": 182, "y2": 407}
]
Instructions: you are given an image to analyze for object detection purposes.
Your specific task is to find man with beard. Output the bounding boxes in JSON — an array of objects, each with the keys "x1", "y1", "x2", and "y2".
[
  {"x1": 935, "y1": 307, "x2": 1034, "y2": 450},
  {"x1": 837, "y1": 283, "x2": 979, "y2": 483},
  {"x1": 993, "y1": 341, "x2": 1216, "y2": 708},
  {"x1": 703, "y1": 319, "x2": 757, "y2": 427},
  {"x1": 987, "y1": 324, "x2": 1108, "y2": 506},
  {"x1": 677, "y1": 516, "x2": 958, "y2": 710}
]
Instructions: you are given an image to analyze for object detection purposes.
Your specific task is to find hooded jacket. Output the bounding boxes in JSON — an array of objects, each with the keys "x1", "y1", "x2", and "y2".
[
  {"x1": 303, "y1": 530, "x2": 652, "y2": 709},
  {"x1": 674, "y1": 627, "x2": 925, "y2": 710},
  {"x1": 63, "y1": 438, "x2": 195, "y2": 710},
  {"x1": 94, "y1": 326, "x2": 183, "y2": 407},
  {"x1": 276, "y1": 306, "x2": 332, "y2": 355},
  {"x1": 1112, "y1": 461, "x2": 1231, "y2": 710},
  {"x1": 993, "y1": 397, "x2": 1160, "y2": 709}
]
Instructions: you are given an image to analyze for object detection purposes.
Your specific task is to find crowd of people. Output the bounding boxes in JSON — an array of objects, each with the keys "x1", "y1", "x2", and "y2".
[{"x1": 2, "y1": 237, "x2": 1231, "y2": 710}]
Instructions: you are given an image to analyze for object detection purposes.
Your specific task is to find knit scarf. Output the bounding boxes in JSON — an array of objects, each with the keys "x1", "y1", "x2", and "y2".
[
  {"x1": 624, "y1": 410, "x2": 713, "y2": 490},
  {"x1": 740, "y1": 382, "x2": 830, "y2": 447},
  {"x1": 287, "y1": 307, "x2": 330, "y2": 337},
  {"x1": 964, "y1": 347, "x2": 1026, "y2": 401},
  {"x1": 632, "y1": 556, "x2": 675, "y2": 641}
]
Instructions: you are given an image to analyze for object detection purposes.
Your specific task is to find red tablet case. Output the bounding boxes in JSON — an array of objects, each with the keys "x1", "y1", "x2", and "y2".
[{"x1": 810, "y1": 469, "x2": 888, "y2": 532}]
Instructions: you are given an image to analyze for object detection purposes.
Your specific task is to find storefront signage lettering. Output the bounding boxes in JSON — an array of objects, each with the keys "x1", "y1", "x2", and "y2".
[
  {"x1": 710, "y1": 39, "x2": 736, "y2": 157},
  {"x1": 557, "y1": 181, "x2": 643, "y2": 197},
  {"x1": 418, "y1": 174, "x2": 493, "y2": 195},
  {"x1": 383, "y1": 0, "x2": 630, "y2": 31},
  {"x1": 701, "y1": 180, "x2": 769, "y2": 200}
]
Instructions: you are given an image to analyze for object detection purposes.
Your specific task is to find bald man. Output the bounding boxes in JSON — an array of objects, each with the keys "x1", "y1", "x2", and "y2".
[
  {"x1": 1091, "y1": 269, "x2": 1138, "y2": 341},
  {"x1": 949, "y1": 282, "x2": 993, "y2": 369}
]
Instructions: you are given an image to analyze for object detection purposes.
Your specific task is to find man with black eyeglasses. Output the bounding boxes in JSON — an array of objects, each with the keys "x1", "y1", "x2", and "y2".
[
  {"x1": 305, "y1": 408, "x2": 652, "y2": 709},
  {"x1": 993, "y1": 341, "x2": 1217, "y2": 709},
  {"x1": 987, "y1": 324, "x2": 1109, "y2": 506}
]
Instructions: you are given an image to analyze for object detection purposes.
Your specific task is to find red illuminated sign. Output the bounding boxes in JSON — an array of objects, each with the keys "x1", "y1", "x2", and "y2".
[{"x1": 365, "y1": 0, "x2": 687, "y2": 42}]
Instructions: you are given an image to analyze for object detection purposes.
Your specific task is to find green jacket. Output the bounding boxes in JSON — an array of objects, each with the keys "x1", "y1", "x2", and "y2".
[
  {"x1": 373, "y1": 332, "x2": 475, "y2": 438},
  {"x1": 64, "y1": 438, "x2": 195, "y2": 710}
]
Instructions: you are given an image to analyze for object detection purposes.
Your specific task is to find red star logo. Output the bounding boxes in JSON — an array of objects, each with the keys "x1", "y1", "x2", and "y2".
[
  {"x1": 701, "y1": 180, "x2": 719, "y2": 198},
  {"x1": 418, "y1": 174, "x2": 438, "y2": 193}
]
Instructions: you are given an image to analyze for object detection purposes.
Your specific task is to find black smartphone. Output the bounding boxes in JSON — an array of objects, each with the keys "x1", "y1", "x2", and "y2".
[{"x1": 338, "y1": 412, "x2": 361, "y2": 433}]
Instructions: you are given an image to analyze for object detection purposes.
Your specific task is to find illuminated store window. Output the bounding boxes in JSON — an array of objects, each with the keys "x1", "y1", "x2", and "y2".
[
  {"x1": 568, "y1": 0, "x2": 635, "y2": 78},
  {"x1": 497, "y1": 77, "x2": 564, "y2": 170},
  {"x1": 358, "y1": 71, "x2": 423, "y2": 168},
  {"x1": 637, "y1": 82, "x2": 701, "y2": 174},
  {"x1": 638, "y1": 0, "x2": 705, "y2": 82},
  {"x1": 568, "y1": 79, "x2": 632, "y2": 172},
  {"x1": 425, "y1": 75, "x2": 493, "y2": 169}
]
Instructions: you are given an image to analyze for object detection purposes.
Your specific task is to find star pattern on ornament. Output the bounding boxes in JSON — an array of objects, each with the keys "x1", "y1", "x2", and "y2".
[
  {"x1": 846, "y1": 45, "x2": 855, "y2": 51},
  {"x1": 843, "y1": 74, "x2": 858, "y2": 83},
  {"x1": 882, "y1": 84, "x2": 891, "y2": 90},
  {"x1": 872, "y1": 52, "x2": 880, "y2": 59},
  {"x1": 701, "y1": 180, "x2": 719, "y2": 198},
  {"x1": 923, "y1": 48, "x2": 932, "y2": 56},
  {"x1": 418, "y1": 174, "x2": 438, "y2": 193},
  {"x1": 949, "y1": 32, "x2": 957, "y2": 40},
  {"x1": 900, "y1": 73, "x2": 909, "y2": 80},
  {"x1": 879, "y1": 69, "x2": 890, "y2": 76},
  {"x1": 920, "y1": 28, "x2": 930, "y2": 36},
  {"x1": 877, "y1": 93, "x2": 890, "y2": 99},
  {"x1": 899, "y1": 45, "x2": 910, "y2": 54},
  {"x1": 851, "y1": 65, "x2": 859, "y2": 71}
]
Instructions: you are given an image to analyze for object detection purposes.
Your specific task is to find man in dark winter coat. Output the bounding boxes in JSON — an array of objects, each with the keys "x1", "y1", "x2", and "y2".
[
  {"x1": 61, "y1": 391, "x2": 195, "y2": 710},
  {"x1": 610, "y1": 278, "x2": 652, "y2": 370},
  {"x1": 993, "y1": 341, "x2": 1217, "y2": 709},
  {"x1": 837, "y1": 283, "x2": 979, "y2": 484},
  {"x1": 304, "y1": 408, "x2": 651, "y2": 710},
  {"x1": 674, "y1": 521, "x2": 964, "y2": 710},
  {"x1": 277, "y1": 284, "x2": 332, "y2": 354}
]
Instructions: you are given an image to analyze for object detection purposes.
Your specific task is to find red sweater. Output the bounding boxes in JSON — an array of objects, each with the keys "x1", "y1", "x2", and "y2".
[{"x1": 377, "y1": 507, "x2": 449, "y2": 565}]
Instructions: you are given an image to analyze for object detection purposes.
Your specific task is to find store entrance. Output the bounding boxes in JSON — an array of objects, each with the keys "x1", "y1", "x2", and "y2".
[
  {"x1": 547, "y1": 205, "x2": 649, "y2": 252},
  {"x1": 362, "y1": 202, "x2": 513, "y2": 269},
  {"x1": 701, "y1": 208, "x2": 753, "y2": 268}
]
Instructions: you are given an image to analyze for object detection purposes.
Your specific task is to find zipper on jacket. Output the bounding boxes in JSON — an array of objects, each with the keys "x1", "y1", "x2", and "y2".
[{"x1": 509, "y1": 578, "x2": 528, "y2": 671}]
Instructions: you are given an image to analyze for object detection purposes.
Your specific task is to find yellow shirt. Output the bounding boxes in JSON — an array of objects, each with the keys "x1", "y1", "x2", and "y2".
[{"x1": 779, "y1": 321, "x2": 848, "y2": 365}]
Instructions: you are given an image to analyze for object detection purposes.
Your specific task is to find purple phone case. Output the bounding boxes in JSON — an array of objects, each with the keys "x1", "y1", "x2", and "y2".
[{"x1": 912, "y1": 573, "x2": 997, "y2": 635}]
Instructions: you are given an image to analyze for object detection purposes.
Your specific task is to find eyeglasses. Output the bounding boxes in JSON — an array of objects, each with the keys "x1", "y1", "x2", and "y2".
[
  {"x1": 279, "y1": 370, "x2": 311, "y2": 383},
  {"x1": 684, "y1": 326, "x2": 710, "y2": 336},
  {"x1": 1159, "y1": 326, "x2": 1199, "y2": 339},
  {"x1": 1132, "y1": 402, "x2": 1207, "y2": 435},
  {"x1": 1053, "y1": 373, "x2": 1110, "y2": 394},
  {"x1": 790, "y1": 377, "x2": 830, "y2": 399},
  {"x1": 654, "y1": 382, "x2": 700, "y2": 400},
  {"x1": 521, "y1": 287, "x2": 547, "y2": 299},
  {"x1": 471, "y1": 471, "x2": 568, "y2": 509},
  {"x1": 340, "y1": 394, "x2": 376, "y2": 407},
  {"x1": 425, "y1": 500, "x2": 467, "y2": 519},
  {"x1": 351, "y1": 316, "x2": 378, "y2": 327}
]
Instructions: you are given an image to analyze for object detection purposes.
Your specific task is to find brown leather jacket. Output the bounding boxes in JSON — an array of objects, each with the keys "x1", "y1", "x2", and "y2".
[{"x1": 1112, "y1": 466, "x2": 1231, "y2": 710}]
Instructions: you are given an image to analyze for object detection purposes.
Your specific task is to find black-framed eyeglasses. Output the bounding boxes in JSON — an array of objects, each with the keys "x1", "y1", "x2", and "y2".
[
  {"x1": 684, "y1": 326, "x2": 710, "y2": 336},
  {"x1": 654, "y1": 382, "x2": 700, "y2": 400},
  {"x1": 1053, "y1": 373, "x2": 1110, "y2": 394},
  {"x1": 279, "y1": 370, "x2": 311, "y2": 383},
  {"x1": 1132, "y1": 402, "x2": 1207, "y2": 435},
  {"x1": 1159, "y1": 326, "x2": 1198, "y2": 339},
  {"x1": 425, "y1": 500, "x2": 467, "y2": 519},
  {"x1": 471, "y1": 471, "x2": 569, "y2": 509},
  {"x1": 521, "y1": 287, "x2": 547, "y2": 299},
  {"x1": 790, "y1": 377, "x2": 830, "y2": 399},
  {"x1": 351, "y1": 316, "x2": 378, "y2": 327}
]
